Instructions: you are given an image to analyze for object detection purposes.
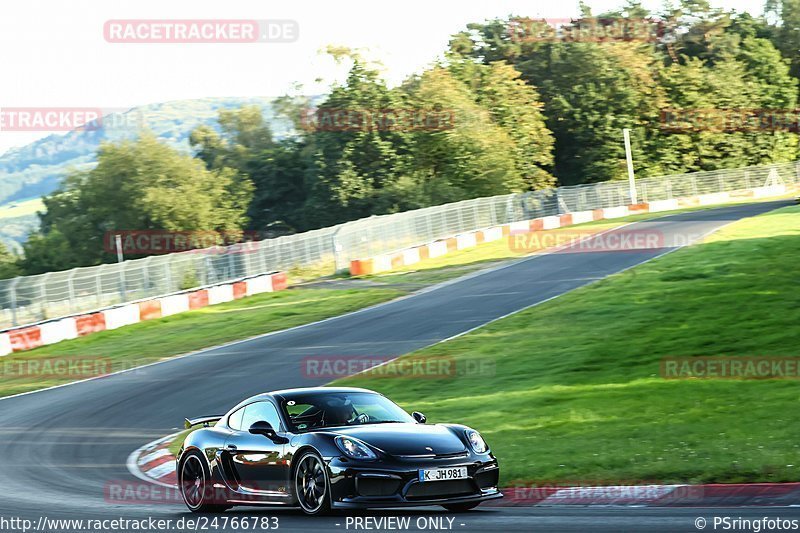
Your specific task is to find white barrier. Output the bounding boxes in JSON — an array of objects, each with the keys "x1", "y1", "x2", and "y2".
[
  {"x1": 402, "y1": 248, "x2": 421, "y2": 266},
  {"x1": 103, "y1": 304, "x2": 141, "y2": 331},
  {"x1": 39, "y1": 318, "x2": 78, "y2": 345},
  {"x1": 697, "y1": 192, "x2": 730, "y2": 205},
  {"x1": 509, "y1": 220, "x2": 530, "y2": 232},
  {"x1": 0, "y1": 332, "x2": 11, "y2": 357},
  {"x1": 603, "y1": 206, "x2": 630, "y2": 218},
  {"x1": 158, "y1": 294, "x2": 190, "y2": 317},
  {"x1": 428, "y1": 241, "x2": 448, "y2": 258},
  {"x1": 648, "y1": 199, "x2": 680, "y2": 212},
  {"x1": 570, "y1": 211, "x2": 595, "y2": 224},
  {"x1": 456, "y1": 233, "x2": 478, "y2": 250},
  {"x1": 541, "y1": 216, "x2": 561, "y2": 230},
  {"x1": 482, "y1": 227, "x2": 504, "y2": 242},
  {"x1": 207, "y1": 284, "x2": 234, "y2": 305},
  {"x1": 752, "y1": 185, "x2": 786, "y2": 198},
  {"x1": 245, "y1": 274, "x2": 273, "y2": 296},
  {"x1": 373, "y1": 255, "x2": 393, "y2": 273}
]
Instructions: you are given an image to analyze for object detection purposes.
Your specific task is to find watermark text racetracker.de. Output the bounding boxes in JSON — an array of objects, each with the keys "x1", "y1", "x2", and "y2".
[
  {"x1": 104, "y1": 19, "x2": 298, "y2": 43},
  {"x1": 0, "y1": 107, "x2": 144, "y2": 133},
  {"x1": 299, "y1": 108, "x2": 455, "y2": 132},
  {"x1": 507, "y1": 228, "x2": 708, "y2": 254},
  {"x1": 508, "y1": 16, "x2": 669, "y2": 43},
  {"x1": 104, "y1": 229, "x2": 261, "y2": 255},
  {"x1": 661, "y1": 108, "x2": 800, "y2": 133},
  {"x1": 0, "y1": 357, "x2": 174, "y2": 380},
  {"x1": 301, "y1": 355, "x2": 495, "y2": 379},
  {"x1": 694, "y1": 515, "x2": 799, "y2": 531},
  {"x1": 0, "y1": 515, "x2": 279, "y2": 532},
  {"x1": 661, "y1": 357, "x2": 800, "y2": 380}
]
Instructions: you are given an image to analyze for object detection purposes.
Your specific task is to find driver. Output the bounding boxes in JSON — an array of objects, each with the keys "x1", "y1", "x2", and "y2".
[{"x1": 323, "y1": 396, "x2": 356, "y2": 426}]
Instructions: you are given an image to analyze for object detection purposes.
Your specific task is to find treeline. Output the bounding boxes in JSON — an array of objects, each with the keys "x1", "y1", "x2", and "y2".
[{"x1": 3, "y1": 0, "x2": 800, "y2": 277}]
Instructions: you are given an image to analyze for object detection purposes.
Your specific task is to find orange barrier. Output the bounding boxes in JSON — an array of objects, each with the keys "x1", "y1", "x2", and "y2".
[
  {"x1": 188, "y1": 290, "x2": 209, "y2": 310},
  {"x1": 75, "y1": 313, "x2": 106, "y2": 336},
  {"x1": 233, "y1": 282, "x2": 247, "y2": 300},
  {"x1": 9, "y1": 327, "x2": 43, "y2": 352},
  {"x1": 271, "y1": 272, "x2": 288, "y2": 291},
  {"x1": 138, "y1": 300, "x2": 162, "y2": 321}
]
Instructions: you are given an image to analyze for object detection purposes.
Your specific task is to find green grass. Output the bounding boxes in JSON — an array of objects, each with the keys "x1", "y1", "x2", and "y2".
[
  {"x1": 336, "y1": 205, "x2": 800, "y2": 486},
  {"x1": 0, "y1": 287, "x2": 402, "y2": 398}
]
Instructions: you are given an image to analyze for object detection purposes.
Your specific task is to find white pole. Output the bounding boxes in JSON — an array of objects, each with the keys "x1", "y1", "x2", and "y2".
[
  {"x1": 115, "y1": 234, "x2": 124, "y2": 263},
  {"x1": 115, "y1": 234, "x2": 126, "y2": 299},
  {"x1": 623, "y1": 128, "x2": 637, "y2": 204}
]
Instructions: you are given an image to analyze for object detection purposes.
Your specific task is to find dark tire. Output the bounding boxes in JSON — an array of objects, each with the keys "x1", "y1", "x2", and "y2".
[
  {"x1": 293, "y1": 450, "x2": 332, "y2": 515},
  {"x1": 179, "y1": 450, "x2": 231, "y2": 513},
  {"x1": 442, "y1": 502, "x2": 481, "y2": 512}
]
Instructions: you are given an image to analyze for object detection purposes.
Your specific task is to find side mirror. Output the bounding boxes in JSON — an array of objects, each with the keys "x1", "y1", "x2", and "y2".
[
  {"x1": 412, "y1": 412, "x2": 427, "y2": 424},
  {"x1": 249, "y1": 421, "x2": 289, "y2": 444}
]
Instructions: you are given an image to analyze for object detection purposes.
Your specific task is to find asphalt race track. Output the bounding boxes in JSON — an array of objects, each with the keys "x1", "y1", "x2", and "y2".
[{"x1": 0, "y1": 200, "x2": 797, "y2": 533}]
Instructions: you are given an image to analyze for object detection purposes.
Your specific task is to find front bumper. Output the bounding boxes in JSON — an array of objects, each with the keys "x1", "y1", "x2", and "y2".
[{"x1": 327, "y1": 454, "x2": 502, "y2": 508}]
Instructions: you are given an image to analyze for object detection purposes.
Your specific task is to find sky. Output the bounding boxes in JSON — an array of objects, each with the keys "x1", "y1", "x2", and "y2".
[{"x1": 0, "y1": 0, "x2": 764, "y2": 157}]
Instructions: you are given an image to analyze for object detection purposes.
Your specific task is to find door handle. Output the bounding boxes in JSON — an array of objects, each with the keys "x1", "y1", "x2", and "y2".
[{"x1": 224, "y1": 444, "x2": 237, "y2": 453}]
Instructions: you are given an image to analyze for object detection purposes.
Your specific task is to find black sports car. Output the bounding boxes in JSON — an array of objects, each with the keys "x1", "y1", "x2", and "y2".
[{"x1": 176, "y1": 387, "x2": 501, "y2": 515}]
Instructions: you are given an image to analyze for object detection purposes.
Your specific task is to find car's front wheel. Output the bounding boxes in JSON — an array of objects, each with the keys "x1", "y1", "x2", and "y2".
[
  {"x1": 293, "y1": 450, "x2": 331, "y2": 515},
  {"x1": 179, "y1": 450, "x2": 230, "y2": 513},
  {"x1": 442, "y1": 502, "x2": 480, "y2": 512}
]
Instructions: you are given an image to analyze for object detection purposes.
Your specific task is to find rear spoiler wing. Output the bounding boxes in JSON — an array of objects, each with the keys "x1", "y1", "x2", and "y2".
[{"x1": 184, "y1": 415, "x2": 224, "y2": 429}]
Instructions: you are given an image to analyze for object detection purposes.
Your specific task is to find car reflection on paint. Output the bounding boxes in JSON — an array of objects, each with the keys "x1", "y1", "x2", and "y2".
[{"x1": 176, "y1": 387, "x2": 501, "y2": 515}]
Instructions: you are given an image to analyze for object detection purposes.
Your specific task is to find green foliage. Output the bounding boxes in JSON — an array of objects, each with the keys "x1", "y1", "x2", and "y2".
[
  {"x1": 20, "y1": 133, "x2": 253, "y2": 274},
  {"x1": 191, "y1": 106, "x2": 308, "y2": 233},
  {"x1": 337, "y1": 206, "x2": 800, "y2": 484},
  {"x1": 10, "y1": 4, "x2": 800, "y2": 276},
  {"x1": 0, "y1": 241, "x2": 20, "y2": 280},
  {"x1": 453, "y1": 10, "x2": 798, "y2": 184}
]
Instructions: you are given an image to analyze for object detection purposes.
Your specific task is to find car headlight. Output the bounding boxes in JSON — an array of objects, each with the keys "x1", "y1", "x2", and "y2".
[
  {"x1": 465, "y1": 430, "x2": 488, "y2": 453},
  {"x1": 335, "y1": 436, "x2": 377, "y2": 460}
]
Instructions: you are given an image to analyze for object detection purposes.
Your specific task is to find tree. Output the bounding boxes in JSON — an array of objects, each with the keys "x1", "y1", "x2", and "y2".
[
  {"x1": 449, "y1": 59, "x2": 555, "y2": 190},
  {"x1": 0, "y1": 242, "x2": 20, "y2": 280},
  {"x1": 191, "y1": 106, "x2": 307, "y2": 233},
  {"x1": 403, "y1": 67, "x2": 520, "y2": 202},
  {"x1": 301, "y1": 58, "x2": 414, "y2": 227},
  {"x1": 765, "y1": 0, "x2": 800, "y2": 82}
]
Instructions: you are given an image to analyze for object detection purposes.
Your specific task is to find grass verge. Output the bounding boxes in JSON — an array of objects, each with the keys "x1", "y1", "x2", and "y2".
[
  {"x1": 336, "y1": 205, "x2": 800, "y2": 485},
  {"x1": 0, "y1": 288, "x2": 402, "y2": 398}
]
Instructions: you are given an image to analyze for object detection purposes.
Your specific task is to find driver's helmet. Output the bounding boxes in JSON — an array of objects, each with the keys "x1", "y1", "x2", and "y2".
[{"x1": 323, "y1": 396, "x2": 354, "y2": 426}]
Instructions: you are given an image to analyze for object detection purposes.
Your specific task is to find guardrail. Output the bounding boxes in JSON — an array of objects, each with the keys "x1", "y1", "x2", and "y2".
[{"x1": 1, "y1": 161, "x2": 797, "y2": 330}]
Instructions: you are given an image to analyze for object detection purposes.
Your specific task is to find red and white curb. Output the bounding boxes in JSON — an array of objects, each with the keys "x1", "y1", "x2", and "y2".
[
  {"x1": 128, "y1": 433, "x2": 800, "y2": 507},
  {"x1": 127, "y1": 432, "x2": 181, "y2": 488}
]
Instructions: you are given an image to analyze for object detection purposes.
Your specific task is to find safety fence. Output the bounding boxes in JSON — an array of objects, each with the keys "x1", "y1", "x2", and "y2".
[{"x1": 1, "y1": 160, "x2": 797, "y2": 329}]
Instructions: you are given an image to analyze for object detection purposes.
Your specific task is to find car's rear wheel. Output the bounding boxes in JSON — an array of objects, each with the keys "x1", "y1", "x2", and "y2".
[
  {"x1": 179, "y1": 451, "x2": 230, "y2": 513},
  {"x1": 442, "y1": 502, "x2": 481, "y2": 512},
  {"x1": 293, "y1": 451, "x2": 331, "y2": 515}
]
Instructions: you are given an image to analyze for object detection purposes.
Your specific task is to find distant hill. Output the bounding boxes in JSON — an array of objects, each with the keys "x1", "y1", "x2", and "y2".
[{"x1": 0, "y1": 96, "x2": 298, "y2": 252}]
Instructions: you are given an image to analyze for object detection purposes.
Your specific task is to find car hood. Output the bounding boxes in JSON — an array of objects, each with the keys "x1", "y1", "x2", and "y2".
[{"x1": 330, "y1": 423, "x2": 467, "y2": 456}]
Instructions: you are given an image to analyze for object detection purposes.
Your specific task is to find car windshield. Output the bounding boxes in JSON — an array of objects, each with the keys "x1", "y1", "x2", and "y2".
[{"x1": 280, "y1": 391, "x2": 415, "y2": 432}]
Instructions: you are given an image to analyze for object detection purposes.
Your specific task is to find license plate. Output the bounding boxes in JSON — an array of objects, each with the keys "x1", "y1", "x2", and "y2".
[{"x1": 418, "y1": 467, "x2": 468, "y2": 482}]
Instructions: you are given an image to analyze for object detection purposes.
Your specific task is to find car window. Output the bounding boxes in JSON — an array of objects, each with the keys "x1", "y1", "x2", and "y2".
[
  {"x1": 228, "y1": 406, "x2": 245, "y2": 430},
  {"x1": 281, "y1": 391, "x2": 414, "y2": 431},
  {"x1": 241, "y1": 401, "x2": 283, "y2": 432}
]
